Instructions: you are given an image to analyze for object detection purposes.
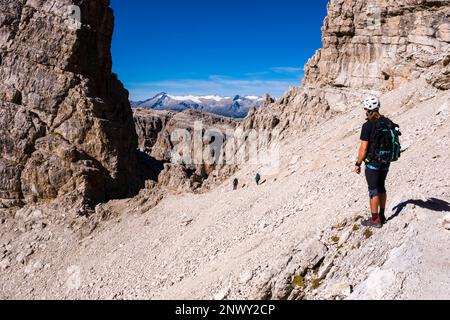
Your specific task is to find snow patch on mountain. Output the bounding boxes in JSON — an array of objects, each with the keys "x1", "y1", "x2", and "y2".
[{"x1": 131, "y1": 93, "x2": 264, "y2": 118}]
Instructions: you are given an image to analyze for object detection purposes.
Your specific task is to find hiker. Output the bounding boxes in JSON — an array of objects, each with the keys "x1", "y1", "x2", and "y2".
[
  {"x1": 354, "y1": 96, "x2": 401, "y2": 229},
  {"x1": 233, "y1": 178, "x2": 238, "y2": 190},
  {"x1": 255, "y1": 173, "x2": 261, "y2": 186}
]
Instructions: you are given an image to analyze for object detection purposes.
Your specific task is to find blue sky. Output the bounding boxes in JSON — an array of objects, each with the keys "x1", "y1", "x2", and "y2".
[{"x1": 110, "y1": 0, "x2": 329, "y2": 101}]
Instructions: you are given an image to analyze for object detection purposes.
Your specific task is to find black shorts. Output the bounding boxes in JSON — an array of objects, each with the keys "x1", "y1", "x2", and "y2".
[{"x1": 365, "y1": 168, "x2": 388, "y2": 197}]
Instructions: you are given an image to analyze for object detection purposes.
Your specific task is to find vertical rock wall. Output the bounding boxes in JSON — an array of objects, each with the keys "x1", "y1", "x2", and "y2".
[{"x1": 0, "y1": 0, "x2": 137, "y2": 208}]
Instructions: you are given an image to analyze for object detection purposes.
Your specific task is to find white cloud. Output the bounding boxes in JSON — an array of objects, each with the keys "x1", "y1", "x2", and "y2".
[
  {"x1": 244, "y1": 71, "x2": 271, "y2": 77},
  {"x1": 271, "y1": 66, "x2": 304, "y2": 74},
  {"x1": 128, "y1": 75, "x2": 301, "y2": 101}
]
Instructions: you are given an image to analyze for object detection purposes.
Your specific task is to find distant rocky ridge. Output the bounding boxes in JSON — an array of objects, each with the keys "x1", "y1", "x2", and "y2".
[
  {"x1": 133, "y1": 108, "x2": 238, "y2": 194},
  {"x1": 134, "y1": 108, "x2": 238, "y2": 160},
  {"x1": 0, "y1": 0, "x2": 137, "y2": 209},
  {"x1": 131, "y1": 93, "x2": 264, "y2": 118}
]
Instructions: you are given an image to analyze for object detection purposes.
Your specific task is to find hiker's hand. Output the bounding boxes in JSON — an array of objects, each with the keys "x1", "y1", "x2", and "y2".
[{"x1": 354, "y1": 166, "x2": 361, "y2": 175}]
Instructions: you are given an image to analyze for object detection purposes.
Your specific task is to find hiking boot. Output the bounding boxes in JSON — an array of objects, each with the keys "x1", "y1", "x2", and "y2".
[
  {"x1": 361, "y1": 218, "x2": 382, "y2": 229},
  {"x1": 380, "y1": 214, "x2": 387, "y2": 225}
]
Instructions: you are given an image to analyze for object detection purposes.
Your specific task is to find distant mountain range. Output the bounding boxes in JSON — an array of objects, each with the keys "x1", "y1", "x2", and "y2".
[{"x1": 130, "y1": 93, "x2": 263, "y2": 118}]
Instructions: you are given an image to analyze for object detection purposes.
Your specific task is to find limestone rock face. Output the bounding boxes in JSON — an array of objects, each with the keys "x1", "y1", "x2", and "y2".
[
  {"x1": 133, "y1": 108, "x2": 238, "y2": 192},
  {"x1": 303, "y1": 0, "x2": 450, "y2": 92},
  {"x1": 0, "y1": 0, "x2": 137, "y2": 208}
]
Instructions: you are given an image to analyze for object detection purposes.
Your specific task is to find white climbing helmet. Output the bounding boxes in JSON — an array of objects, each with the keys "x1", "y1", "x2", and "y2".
[{"x1": 363, "y1": 96, "x2": 381, "y2": 111}]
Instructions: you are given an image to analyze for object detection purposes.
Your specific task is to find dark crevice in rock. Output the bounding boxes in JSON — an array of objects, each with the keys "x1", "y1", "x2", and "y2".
[
  {"x1": 134, "y1": 151, "x2": 166, "y2": 185},
  {"x1": 386, "y1": 1, "x2": 449, "y2": 18},
  {"x1": 11, "y1": 90, "x2": 22, "y2": 105},
  {"x1": 443, "y1": 55, "x2": 450, "y2": 67},
  {"x1": 330, "y1": 30, "x2": 356, "y2": 38},
  {"x1": 312, "y1": 256, "x2": 326, "y2": 273}
]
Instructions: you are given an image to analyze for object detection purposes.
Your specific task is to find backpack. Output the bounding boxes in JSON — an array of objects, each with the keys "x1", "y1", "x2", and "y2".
[{"x1": 366, "y1": 118, "x2": 402, "y2": 165}]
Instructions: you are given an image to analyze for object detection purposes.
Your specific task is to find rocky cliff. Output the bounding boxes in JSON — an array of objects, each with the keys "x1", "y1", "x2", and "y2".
[
  {"x1": 0, "y1": 0, "x2": 137, "y2": 208},
  {"x1": 304, "y1": 0, "x2": 450, "y2": 94},
  {"x1": 239, "y1": 0, "x2": 449, "y2": 135}
]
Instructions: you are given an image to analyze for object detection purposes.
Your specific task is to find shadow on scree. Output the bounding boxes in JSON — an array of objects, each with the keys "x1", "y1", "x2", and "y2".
[{"x1": 389, "y1": 198, "x2": 450, "y2": 222}]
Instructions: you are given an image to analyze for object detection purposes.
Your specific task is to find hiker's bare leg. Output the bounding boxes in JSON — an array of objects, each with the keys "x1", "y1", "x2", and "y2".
[{"x1": 370, "y1": 196, "x2": 380, "y2": 214}]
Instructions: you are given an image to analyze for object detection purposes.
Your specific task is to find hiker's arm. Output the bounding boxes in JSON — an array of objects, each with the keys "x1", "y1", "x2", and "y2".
[
  {"x1": 357, "y1": 140, "x2": 369, "y2": 165},
  {"x1": 355, "y1": 140, "x2": 369, "y2": 174}
]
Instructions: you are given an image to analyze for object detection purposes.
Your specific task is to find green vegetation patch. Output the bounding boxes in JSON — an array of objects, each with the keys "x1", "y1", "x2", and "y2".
[
  {"x1": 311, "y1": 279, "x2": 322, "y2": 289},
  {"x1": 364, "y1": 229, "x2": 373, "y2": 239},
  {"x1": 331, "y1": 235, "x2": 340, "y2": 243},
  {"x1": 291, "y1": 276, "x2": 306, "y2": 289}
]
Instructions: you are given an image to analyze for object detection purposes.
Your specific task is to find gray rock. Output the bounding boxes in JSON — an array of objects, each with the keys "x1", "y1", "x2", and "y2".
[
  {"x1": 239, "y1": 270, "x2": 254, "y2": 284},
  {"x1": 0, "y1": 257, "x2": 10, "y2": 270},
  {"x1": 24, "y1": 260, "x2": 43, "y2": 274},
  {"x1": 318, "y1": 258, "x2": 334, "y2": 280},
  {"x1": 338, "y1": 229, "x2": 353, "y2": 247},
  {"x1": 0, "y1": 0, "x2": 138, "y2": 208}
]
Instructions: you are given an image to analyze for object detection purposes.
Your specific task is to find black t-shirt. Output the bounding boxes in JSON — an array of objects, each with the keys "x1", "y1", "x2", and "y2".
[
  {"x1": 360, "y1": 120, "x2": 375, "y2": 143},
  {"x1": 360, "y1": 119, "x2": 390, "y2": 169}
]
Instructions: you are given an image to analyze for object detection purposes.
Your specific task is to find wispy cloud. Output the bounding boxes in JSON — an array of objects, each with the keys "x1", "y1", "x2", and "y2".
[
  {"x1": 244, "y1": 66, "x2": 304, "y2": 78},
  {"x1": 271, "y1": 66, "x2": 304, "y2": 74},
  {"x1": 128, "y1": 75, "x2": 300, "y2": 101},
  {"x1": 244, "y1": 71, "x2": 271, "y2": 77}
]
